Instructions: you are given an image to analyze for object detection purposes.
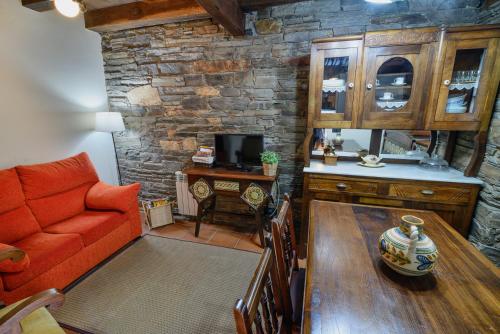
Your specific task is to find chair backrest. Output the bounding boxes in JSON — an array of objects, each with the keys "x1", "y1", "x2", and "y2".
[
  {"x1": 234, "y1": 247, "x2": 289, "y2": 334},
  {"x1": 271, "y1": 194, "x2": 298, "y2": 323}
]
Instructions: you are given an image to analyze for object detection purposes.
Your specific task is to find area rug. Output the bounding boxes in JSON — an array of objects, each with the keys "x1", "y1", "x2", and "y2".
[{"x1": 52, "y1": 235, "x2": 260, "y2": 334}]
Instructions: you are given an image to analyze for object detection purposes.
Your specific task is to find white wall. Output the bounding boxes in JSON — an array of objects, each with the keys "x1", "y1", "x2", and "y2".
[{"x1": 0, "y1": 0, "x2": 119, "y2": 184}]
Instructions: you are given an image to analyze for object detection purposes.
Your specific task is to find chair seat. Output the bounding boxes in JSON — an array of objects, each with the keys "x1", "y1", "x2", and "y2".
[
  {"x1": 2, "y1": 233, "x2": 84, "y2": 291},
  {"x1": 44, "y1": 210, "x2": 127, "y2": 246},
  {"x1": 290, "y1": 268, "x2": 306, "y2": 324},
  {"x1": 0, "y1": 298, "x2": 64, "y2": 334}
]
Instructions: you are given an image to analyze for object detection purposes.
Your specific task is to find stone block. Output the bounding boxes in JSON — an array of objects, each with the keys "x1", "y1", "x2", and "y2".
[
  {"x1": 181, "y1": 96, "x2": 208, "y2": 109},
  {"x1": 220, "y1": 87, "x2": 241, "y2": 97},
  {"x1": 152, "y1": 76, "x2": 185, "y2": 87},
  {"x1": 195, "y1": 86, "x2": 220, "y2": 96},
  {"x1": 184, "y1": 74, "x2": 205, "y2": 86},
  {"x1": 206, "y1": 73, "x2": 234, "y2": 86},
  {"x1": 193, "y1": 60, "x2": 251, "y2": 73},
  {"x1": 255, "y1": 18, "x2": 283, "y2": 35},
  {"x1": 127, "y1": 86, "x2": 162, "y2": 106},
  {"x1": 182, "y1": 137, "x2": 198, "y2": 151},
  {"x1": 160, "y1": 140, "x2": 181, "y2": 151}
]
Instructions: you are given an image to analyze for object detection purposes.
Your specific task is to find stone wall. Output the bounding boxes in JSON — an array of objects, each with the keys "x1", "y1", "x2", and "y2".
[{"x1": 101, "y1": 0, "x2": 500, "y2": 262}]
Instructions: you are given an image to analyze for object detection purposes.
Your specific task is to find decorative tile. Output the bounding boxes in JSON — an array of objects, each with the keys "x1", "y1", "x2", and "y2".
[
  {"x1": 189, "y1": 178, "x2": 214, "y2": 203},
  {"x1": 241, "y1": 183, "x2": 269, "y2": 210}
]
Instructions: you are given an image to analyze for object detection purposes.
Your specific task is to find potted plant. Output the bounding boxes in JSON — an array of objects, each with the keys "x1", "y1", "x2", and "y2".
[
  {"x1": 261, "y1": 151, "x2": 279, "y2": 176},
  {"x1": 324, "y1": 144, "x2": 337, "y2": 166}
]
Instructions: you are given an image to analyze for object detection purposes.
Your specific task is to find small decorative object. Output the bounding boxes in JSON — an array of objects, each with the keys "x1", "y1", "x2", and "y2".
[
  {"x1": 261, "y1": 151, "x2": 279, "y2": 176},
  {"x1": 361, "y1": 154, "x2": 382, "y2": 166},
  {"x1": 332, "y1": 133, "x2": 344, "y2": 146},
  {"x1": 378, "y1": 215, "x2": 438, "y2": 276},
  {"x1": 142, "y1": 198, "x2": 175, "y2": 229},
  {"x1": 357, "y1": 149, "x2": 369, "y2": 158},
  {"x1": 241, "y1": 183, "x2": 269, "y2": 210},
  {"x1": 323, "y1": 145, "x2": 337, "y2": 166}
]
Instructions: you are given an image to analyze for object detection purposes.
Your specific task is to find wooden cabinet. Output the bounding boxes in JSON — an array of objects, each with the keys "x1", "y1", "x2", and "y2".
[
  {"x1": 305, "y1": 25, "x2": 500, "y2": 132},
  {"x1": 426, "y1": 28, "x2": 500, "y2": 131},
  {"x1": 301, "y1": 173, "x2": 480, "y2": 247},
  {"x1": 360, "y1": 30, "x2": 437, "y2": 129},
  {"x1": 309, "y1": 38, "x2": 363, "y2": 129}
]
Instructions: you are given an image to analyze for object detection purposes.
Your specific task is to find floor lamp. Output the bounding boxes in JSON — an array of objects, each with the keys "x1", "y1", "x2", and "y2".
[{"x1": 95, "y1": 112, "x2": 125, "y2": 185}]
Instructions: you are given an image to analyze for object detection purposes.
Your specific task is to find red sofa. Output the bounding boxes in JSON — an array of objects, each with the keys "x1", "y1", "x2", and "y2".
[{"x1": 0, "y1": 153, "x2": 141, "y2": 304}]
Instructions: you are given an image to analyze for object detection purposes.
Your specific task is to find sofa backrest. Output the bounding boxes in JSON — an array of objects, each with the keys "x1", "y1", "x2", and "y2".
[
  {"x1": 16, "y1": 153, "x2": 99, "y2": 228},
  {"x1": 0, "y1": 168, "x2": 41, "y2": 244}
]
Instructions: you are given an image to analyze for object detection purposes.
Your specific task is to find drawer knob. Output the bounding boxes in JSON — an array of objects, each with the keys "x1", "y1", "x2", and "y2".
[
  {"x1": 421, "y1": 189, "x2": 435, "y2": 195},
  {"x1": 336, "y1": 183, "x2": 347, "y2": 190}
]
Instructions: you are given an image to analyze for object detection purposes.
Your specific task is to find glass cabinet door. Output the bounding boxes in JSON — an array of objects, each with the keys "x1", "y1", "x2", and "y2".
[
  {"x1": 361, "y1": 45, "x2": 431, "y2": 129},
  {"x1": 314, "y1": 44, "x2": 360, "y2": 127},
  {"x1": 434, "y1": 38, "x2": 498, "y2": 126}
]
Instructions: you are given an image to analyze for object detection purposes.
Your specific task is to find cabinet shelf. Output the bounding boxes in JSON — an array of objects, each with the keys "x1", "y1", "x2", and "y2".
[
  {"x1": 376, "y1": 85, "x2": 412, "y2": 89},
  {"x1": 377, "y1": 72, "x2": 412, "y2": 77}
]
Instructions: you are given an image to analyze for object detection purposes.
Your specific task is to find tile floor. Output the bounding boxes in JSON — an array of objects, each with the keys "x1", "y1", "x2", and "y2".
[{"x1": 145, "y1": 220, "x2": 264, "y2": 253}]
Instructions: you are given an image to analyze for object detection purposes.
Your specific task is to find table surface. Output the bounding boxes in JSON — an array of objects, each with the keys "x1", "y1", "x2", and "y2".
[
  {"x1": 183, "y1": 166, "x2": 277, "y2": 182},
  {"x1": 303, "y1": 160, "x2": 483, "y2": 185},
  {"x1": 302, "y1": 201, "x2": 500, "y2": 334}
]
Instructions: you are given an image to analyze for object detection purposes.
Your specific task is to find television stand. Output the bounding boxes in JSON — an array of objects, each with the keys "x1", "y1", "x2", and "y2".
[{"x1": 183, "y1": 167, "x2": 277, "y2": 247}]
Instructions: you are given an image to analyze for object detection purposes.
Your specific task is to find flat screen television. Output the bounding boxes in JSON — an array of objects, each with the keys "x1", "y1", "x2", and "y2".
[{"x1": 215, "y1": 134, "x2": 264, "y2": 170}]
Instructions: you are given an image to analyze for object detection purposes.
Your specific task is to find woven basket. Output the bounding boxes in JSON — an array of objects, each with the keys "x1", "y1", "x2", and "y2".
[{"x1": 262, "y1": 163, "x2": 278, "y2": 176}]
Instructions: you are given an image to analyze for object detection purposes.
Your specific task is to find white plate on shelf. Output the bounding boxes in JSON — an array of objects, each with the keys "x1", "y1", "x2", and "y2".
[
  {"x1": 378, "y1": 96, "x2": 394, "y2": 101},
  {"x1": 446, "y1": 105, "x2": 467, "y2": 114},
  {"x1": 391, "y1": 82, "x2": 407, "y2": 86},
  {"x1": 357, "y1": 162, "x2": 386, "y2": 168}
]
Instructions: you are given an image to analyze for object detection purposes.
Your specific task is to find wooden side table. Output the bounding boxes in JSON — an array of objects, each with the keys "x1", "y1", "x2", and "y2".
[{"x1": 184, "y1": 167, "x2": 277, "y2": 247}]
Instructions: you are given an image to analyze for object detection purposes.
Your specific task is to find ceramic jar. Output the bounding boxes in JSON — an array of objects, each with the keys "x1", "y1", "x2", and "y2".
[{"x1": 378, "y1": 215, "x2": 438, "y2": 276}]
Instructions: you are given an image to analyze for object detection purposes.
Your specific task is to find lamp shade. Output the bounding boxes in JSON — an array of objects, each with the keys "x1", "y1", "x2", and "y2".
[{"x1": 95, "y1": 112, "x2": 125, "y2": 132}]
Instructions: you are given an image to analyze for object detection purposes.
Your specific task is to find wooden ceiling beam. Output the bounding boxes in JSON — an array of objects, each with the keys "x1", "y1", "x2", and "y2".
[
  {"x1": 21, "y1": 0, "x2": 54, "y2": 12},
  {"x1": 195, "y1": 0, "x2": 245, "y2": 35},
  {"x1": 84, "y1": 0, "x2": 211, "y2": 32}
]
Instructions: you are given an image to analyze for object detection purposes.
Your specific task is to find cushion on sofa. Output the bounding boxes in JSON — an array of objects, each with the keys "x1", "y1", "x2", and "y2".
[
  {"x1": 0, "y1": 168, "x2": 25, "y2": 213},
  {"x1": 0, "y1": 169, "x2": 41, "y2": 244},
  {"x1": 0, "y1": 243, "x2": 30, "y2": 273},
  {"x1": 26, "y1": 183, "x2": 92, "y2": 228},
  {"x1": 0, "y1": 206, "x2": 41, "y2": 245},
  {"x1": 86, "y1": 182, "x2": 141, "y2": 213},
  {"x1": 44, "y1": 211, "x2": 127, "y2": 246},
  {"x1": 16, "y1": 152, "x2": 99, "y2": 200},
  {"x1": 2, "y1": 233, "x2": 84, "y2": 291}
]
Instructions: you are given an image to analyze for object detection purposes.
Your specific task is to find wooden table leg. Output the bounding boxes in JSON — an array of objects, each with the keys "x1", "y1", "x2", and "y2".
[
  {"x1": 255, "y1": 208, "x2": 265, "y2": 248},
  {"x1": 195, "y1": 203, "x2": 203, "y2": 237}
]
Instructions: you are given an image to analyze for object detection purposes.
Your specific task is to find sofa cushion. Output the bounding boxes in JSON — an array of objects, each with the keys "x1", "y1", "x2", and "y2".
[
  {"x1": 26, "y1": 184, "x2": 92, "y2": 228},
  {"x1": 44, "y1": 211, "x2": 127, "y2": 246},
  {"x1": 2, "y1": 233, "x2": 84, "y2": 291},
  {"x1": 0, "y1": 168, "x2": 25, "y2": 214},
  {"x1": 16, "y1": 152, "x2": 99, "y2": 200},
  {"x1": 0, "y1": 169, "x2": 41, "y2": 244},
  {"x1": 86, "y1": 182, "x2": 141, "y2": 213},
  {"x1": 0, "y1": 243, "x2": 30, "y2": 273},
  {"x1": 16, "y1": 153, "x2": 99, "y2": 227},
  {"x1": 0, "y1": 206, "x2": 41, "y2": 245}
]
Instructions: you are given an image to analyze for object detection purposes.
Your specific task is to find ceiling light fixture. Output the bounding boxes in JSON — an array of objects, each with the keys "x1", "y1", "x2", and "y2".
[
  {"x1": 365, "y1": 0, "x2": 394, "y2": 4},
  {"x1": 54, "y1": 0, "x2": 86, "y2": 18}
]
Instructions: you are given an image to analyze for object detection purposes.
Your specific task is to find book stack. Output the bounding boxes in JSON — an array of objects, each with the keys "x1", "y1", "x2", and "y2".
[{"x1": 192, "y1": 146, "x2": 215, "y2": 167}]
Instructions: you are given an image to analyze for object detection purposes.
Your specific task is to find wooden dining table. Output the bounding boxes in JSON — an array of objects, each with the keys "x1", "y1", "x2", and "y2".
[{"x1": 302, "y1": 200, "x2": 500, "y2": 334}]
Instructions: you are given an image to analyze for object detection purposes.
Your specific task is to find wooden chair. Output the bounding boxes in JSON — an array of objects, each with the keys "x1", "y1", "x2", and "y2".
[
  {"x1": 234, "y1": 246, "x2": 291, "y2": 334},
  {"x1": 0, "y1": 247, "x2": 65, "y2": 334},
  {"x1": 271, "y1": 194, "x2": 305, "y2": 326}
]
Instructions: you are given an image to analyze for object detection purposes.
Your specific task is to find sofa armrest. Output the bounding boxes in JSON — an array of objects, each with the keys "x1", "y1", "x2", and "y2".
[
  {"x1": 0, "y1": 288, "x2": 64, "y2": 334},
  {"x1": 86, "y1": 181, "x2": 141, "y2": 213},
  {"x1": 0, "y1": 246, "x2": 24, "y2": 264},
  {"x1": 0, "y1": 244, "x2": 29, "y2": 273}
]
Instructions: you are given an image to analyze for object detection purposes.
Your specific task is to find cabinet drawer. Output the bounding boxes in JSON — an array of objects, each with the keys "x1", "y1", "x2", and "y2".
[
  {"x1": 309, "y1": 177, "x2": 378, "y2": 196},
  {"x1": 388, "y1": 183, "x2": 471, "y2": 204}
]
